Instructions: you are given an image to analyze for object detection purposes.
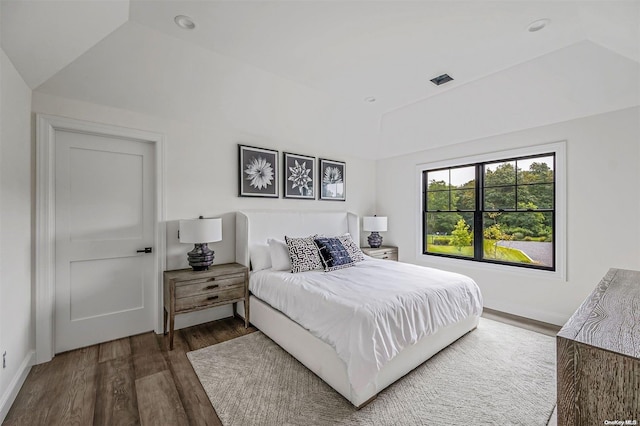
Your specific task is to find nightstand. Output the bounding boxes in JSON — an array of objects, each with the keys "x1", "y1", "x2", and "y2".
[
  {"x1": 361, "y1": 246, "x2": 398, "y2": 261},
  {"x1": 163, "y1": 262, "x2": 249, "y2": 350}
]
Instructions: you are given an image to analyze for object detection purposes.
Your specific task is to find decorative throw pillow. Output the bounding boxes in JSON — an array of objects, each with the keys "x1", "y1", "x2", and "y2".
[
  {"x1": 337, "y1": 233, "x2": 365, "y2": 263},
  {"x1": 285, "y1": 236, "x2": 323, "y2": 273},
  {"x1": 267, "y1": 238, "x2": 292, "y2": 271},
  {"x1": 250, "y1": 243, "x2": 272, "y2": 271},
  {"x1": 314, "y1": 237, "x2": 355, "y2": 271}
]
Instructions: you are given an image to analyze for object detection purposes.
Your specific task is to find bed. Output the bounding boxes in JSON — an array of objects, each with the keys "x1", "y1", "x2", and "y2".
[{"x1": 235, "y1": 210, "x2": 482, "y2": 408}]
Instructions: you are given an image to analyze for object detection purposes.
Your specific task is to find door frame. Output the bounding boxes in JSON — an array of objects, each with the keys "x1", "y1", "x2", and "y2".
[{"x1": 36, "y1": 114, "x2": 166, "y2": 364}]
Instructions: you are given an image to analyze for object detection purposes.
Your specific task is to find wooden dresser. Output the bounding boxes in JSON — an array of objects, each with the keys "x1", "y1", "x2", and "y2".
[{"x1": 557, "y1": 268, "x2": 640, "y2": 425}]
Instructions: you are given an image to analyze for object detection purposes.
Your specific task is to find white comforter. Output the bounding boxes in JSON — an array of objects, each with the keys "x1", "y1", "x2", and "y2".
[{"x1": 250, "y1": 258, "x2": 483, "y2": 392}]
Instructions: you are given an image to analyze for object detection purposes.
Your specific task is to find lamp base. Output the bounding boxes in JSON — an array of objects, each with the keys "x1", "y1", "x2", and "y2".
[
  {"x1": 187, "y1": 243, "x2": 215, "y2": 271},
  {"x1": 367, "y1": 232, "x2": 383, "y2": 248}
]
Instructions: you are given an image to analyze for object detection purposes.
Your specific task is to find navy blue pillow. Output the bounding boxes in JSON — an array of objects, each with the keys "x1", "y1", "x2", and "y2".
[{"x1": 313, "y1": 237, "x2": 355, "y2": 271}]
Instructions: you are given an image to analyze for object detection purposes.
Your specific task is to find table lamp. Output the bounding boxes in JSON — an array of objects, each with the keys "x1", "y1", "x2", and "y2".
[
  {"x1": 179, "y1": 216, "x2": 222, "y2": 271},
  {"x1": 363, "y1": 216, "x2": 388, "y2": 248}
]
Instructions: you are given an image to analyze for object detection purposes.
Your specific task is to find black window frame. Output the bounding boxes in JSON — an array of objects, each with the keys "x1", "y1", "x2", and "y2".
[{"x1": 422, "y1": 152, "x2": 556, "y2": 272}]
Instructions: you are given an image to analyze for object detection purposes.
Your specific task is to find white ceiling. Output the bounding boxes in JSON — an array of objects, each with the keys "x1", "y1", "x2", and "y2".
[
  {"x1": 1, "y1": 1, "x2": 639, "y2": 159},
  {"x1": 128, "y1": 0, "x2": 640, "y2": 114},
  {"x1": 1, "y1": 0, "x2": 129, "y2": 88}
]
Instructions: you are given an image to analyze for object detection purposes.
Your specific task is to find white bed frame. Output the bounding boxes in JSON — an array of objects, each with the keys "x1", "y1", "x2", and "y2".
[{"x1": 235, "y1": 210, "x2": 479, "y2": 408}]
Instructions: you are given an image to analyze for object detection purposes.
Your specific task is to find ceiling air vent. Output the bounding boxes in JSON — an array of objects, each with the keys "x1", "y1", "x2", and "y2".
[{"x1": 430, "y1": 74, "x2": 453, "y2": 86}]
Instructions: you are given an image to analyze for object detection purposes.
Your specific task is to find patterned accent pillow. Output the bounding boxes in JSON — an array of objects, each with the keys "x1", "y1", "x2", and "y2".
[
  {"x1": 314, "y1": 237, "x2": 355, "y2": 271},
  {"x1": 285, "y1": 236, "x2": 323, "y2": 273},
  {"x1": 337, "y1": 233, "x2": 365, "y2": 263}
]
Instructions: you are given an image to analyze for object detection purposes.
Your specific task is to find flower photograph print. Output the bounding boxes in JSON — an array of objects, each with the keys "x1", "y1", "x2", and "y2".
[
  {"x1": 283, "y1": 152, "x2": 315, "y2": 199},
  {"x1": 319, "y1": 159, "x2": 346, "y2": 201},
  {"x1": 238, "y1": 144, "x2": 279, "y2": 197}
]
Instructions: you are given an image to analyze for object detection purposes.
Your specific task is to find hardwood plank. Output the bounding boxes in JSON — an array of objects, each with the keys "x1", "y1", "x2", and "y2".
[
  {"x1": 158, "y1": 329, "x2": 191, "y2": 353},
  {"x1": 130, "y1": 332, "x2": 169, "y2": 379},
  {"x1": 43, "y1": 346, "x2": 99, "y2": 425},
  {"x1": 214, "y1": 317, "x2": 244, "y2": 343},
  {"x1": 182, "y1": 322, "x2": 221, "y2": 351},
  {"x1": 3, "y1": 354, "x2": 72, "y2": 424},
  {"x1": 93, "y1": 357, "x2": 139, "y2": 426},
  {"x1": 98, "y1": 337, "x2": 132, "y2": 363},
  {"x1": 135, "y1": 370, "x2": 189, "y2": 426},
  {"x1": 166, "y1": 350, "x2": 221, "y2": 426}
]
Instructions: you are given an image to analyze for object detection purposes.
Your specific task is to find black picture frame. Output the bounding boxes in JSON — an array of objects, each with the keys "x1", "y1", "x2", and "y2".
[
  {"x1": 283, "y1": 152, "x2": 315, "y2": 199},
  {"x1": 319, "y1": 158, "x2": 346, "y2": 201},
  {"x1": 238, "y1": 144, "x2": 279, "y2": 198}
]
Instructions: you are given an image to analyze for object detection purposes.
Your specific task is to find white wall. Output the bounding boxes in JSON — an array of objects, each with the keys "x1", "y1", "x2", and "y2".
[
  {"x1": 0, "y1": 48, "x2": 34, "y2": 421},
  {"x1": 376, "y1": 107, "x2": 640, "y2": 325},
  {"x1": 32, "y1": 91, "x2": 377, "y2": 329}
]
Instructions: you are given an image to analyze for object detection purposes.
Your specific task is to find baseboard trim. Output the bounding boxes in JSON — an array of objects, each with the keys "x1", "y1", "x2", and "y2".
[
  {"x1": 0, "y1": 350, "x2": 35, "y2": 423},
  {"x1": 482, "y1": 307, "x2": 561, "y2": 336},
  {"x1": 483, "y1": 302, "x2": 567, "y2": 327}
]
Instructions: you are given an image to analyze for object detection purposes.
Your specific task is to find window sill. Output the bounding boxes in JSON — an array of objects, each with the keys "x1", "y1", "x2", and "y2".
[{"x1": 417, "y1": 252, "x2": 567, "y2": 282}]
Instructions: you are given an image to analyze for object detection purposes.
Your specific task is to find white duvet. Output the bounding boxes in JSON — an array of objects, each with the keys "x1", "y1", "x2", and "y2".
[{"x1": 250, "y1": 258, "x2": 483, "y2": 392}]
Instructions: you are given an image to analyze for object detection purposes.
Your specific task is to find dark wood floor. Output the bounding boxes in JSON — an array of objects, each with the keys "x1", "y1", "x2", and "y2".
[
  {"x1": 3, "y1": 311, "x2": 559, "y2": 425},
  {"x1": 3, "y1": 317, "x2": 257, "y2": 426}
]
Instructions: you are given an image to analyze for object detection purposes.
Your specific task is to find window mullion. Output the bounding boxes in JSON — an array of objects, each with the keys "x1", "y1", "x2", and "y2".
[{"x1": 474, "y1": 164, "x2": 483, "y2": 260}]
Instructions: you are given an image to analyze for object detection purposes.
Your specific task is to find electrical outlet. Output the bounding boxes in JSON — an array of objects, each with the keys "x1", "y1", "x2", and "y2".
[{"x1": 2, "y1": 351, "x2": 6, "y2": 369}]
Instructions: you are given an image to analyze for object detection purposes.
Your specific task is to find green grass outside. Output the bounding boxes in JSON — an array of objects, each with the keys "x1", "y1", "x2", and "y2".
[{"x1": 426, "y1": 239, "x2": 532, "y2": 263}]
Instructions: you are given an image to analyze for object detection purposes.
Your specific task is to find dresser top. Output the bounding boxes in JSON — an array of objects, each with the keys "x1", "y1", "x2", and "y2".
[{"x1": 558, "y1": 268, "x2": 640, "y2": 359}]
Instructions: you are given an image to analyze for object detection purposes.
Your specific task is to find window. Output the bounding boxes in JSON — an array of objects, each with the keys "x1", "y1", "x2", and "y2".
[{"x1": 423, "y1": 153, "x2": 555, "y2": 271}]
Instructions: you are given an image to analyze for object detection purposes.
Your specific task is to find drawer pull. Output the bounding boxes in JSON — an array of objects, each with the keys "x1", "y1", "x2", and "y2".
[
  {"x1": 205, "y1": 284, "x2": 219, "y2": 290},
  {"x1": 382, "y1": 256, "x2": 389, "y2": 259},
  {"x1": 207, "y1": 295, "x2": 219, "y2": 301}
]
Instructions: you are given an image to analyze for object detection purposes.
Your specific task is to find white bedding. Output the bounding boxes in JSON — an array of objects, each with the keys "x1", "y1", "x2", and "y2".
[{"x1": 250, "y1": 258, "x2": 483, "y2": 392}]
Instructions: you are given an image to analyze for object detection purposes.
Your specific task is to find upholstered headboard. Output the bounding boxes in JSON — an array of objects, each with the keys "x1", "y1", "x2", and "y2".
[{"x1": 235, "y1": 210, "x2": 360, "y2": 268}]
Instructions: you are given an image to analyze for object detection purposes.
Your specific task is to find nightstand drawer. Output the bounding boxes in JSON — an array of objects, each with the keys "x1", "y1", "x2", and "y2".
[
  {"x1": 164, "y1": 263, "x2": 249, "y2": 350},
  {"x1": 175, "y1": 273, "x2": 245, "y2": 298},
  {"x1": 377, "y1": 251, "x2": 398, "y2": 261},
  {"x1": 361, "y1": 246, "x2": 398, "y2": 261},
  {"x1": 175, "y1": 285, "x2": 245, "y2": 311}
]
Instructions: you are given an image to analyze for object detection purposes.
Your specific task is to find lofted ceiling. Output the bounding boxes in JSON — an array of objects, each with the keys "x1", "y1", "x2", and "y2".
[{"x1": 1, "y1": 1, "x2": 639, "y2": 159}]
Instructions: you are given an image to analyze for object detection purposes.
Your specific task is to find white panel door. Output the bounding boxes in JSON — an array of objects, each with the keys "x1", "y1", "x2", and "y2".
[{"x1": 54, "y1": 130, "x2": 155, "y2": 353}]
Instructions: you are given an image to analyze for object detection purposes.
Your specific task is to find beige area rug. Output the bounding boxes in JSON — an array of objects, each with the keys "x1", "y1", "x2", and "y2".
[{"x1": 188, "y1": 318, "x2": 556, "y2": 425}]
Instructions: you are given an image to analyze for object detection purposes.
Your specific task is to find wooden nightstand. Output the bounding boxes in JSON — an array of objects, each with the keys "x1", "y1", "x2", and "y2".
[
  {"x1": 361, "y1": 246, "x2": 398, "y2": 261},
  {"x1": 163, "y1": 262, "x2": 249, "y2": 350}
]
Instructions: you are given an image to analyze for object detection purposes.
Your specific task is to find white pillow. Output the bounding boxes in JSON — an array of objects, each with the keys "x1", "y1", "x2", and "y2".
[
  {"x1": 268, "y1": 238, "x2": 291, "y2": 271},
  {"x1": 250, "y1": 243, "x2": 272, "y2": 271}
]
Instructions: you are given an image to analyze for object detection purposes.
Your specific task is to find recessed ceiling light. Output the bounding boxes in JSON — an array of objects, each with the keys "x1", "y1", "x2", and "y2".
[
  {"x1": 527, "y1": 18, "x2": 550, "y2": 32},
  {"x1": 175, "y1": 15, "x2": 196, "y2": 30},
  {"x1": 364, "y1": 96, "x2": 376, "y2": 103}
]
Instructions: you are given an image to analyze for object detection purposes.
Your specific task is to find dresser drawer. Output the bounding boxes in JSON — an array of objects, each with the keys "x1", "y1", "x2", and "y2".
[
  {"x1": 175, "y1": 272, "x2": 245, "y2": 299},
  {"x1": 175, "y1": 285, "x2": 245, "y2": 311}
]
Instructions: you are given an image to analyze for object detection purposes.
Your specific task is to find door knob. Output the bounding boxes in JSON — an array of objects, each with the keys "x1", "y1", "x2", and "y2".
[{"x1": 136, "y1": 247, "x2": 153, "y2": 254}]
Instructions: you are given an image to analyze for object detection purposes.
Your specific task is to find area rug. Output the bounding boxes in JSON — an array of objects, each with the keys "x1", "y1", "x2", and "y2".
[{"x1": 187, "y1": 318, "x2": 556, "y2": 425}]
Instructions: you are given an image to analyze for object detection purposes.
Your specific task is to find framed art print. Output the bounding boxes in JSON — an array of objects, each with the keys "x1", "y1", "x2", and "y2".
[
  {"x1": 238, "y1": 144, "x2": 279, "y2": 198},
  {"x1": 283, "y1": 152, "x2": 315, "y2": 199},
  {"x1": 319, "y1": 158, "x2": 346, "y2": 201}
]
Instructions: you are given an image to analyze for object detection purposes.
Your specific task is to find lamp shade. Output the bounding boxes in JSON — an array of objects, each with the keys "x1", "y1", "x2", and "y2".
[
  {"x1": 179, "y1": 218, "x2": 222, "y2": 243},
  {"x1": 363, "y1": 216, "x2": 388, "y2": 232}
]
